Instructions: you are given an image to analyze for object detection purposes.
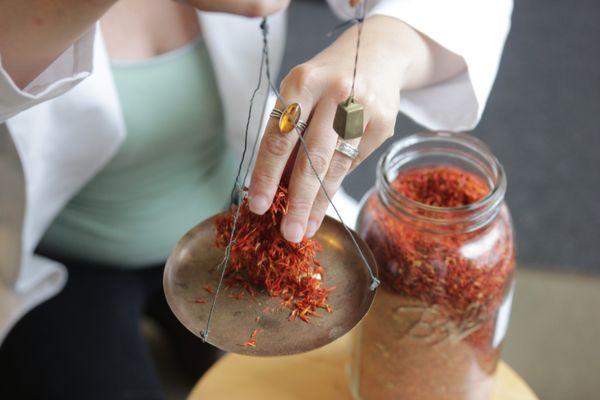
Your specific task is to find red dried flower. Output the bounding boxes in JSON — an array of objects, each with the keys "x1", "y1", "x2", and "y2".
[{"x1": 215, "y1": 186, "x2": 334, "y2": 323}]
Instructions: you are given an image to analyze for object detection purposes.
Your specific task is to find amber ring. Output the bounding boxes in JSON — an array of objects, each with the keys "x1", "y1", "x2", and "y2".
[
  {"x1": 335, "y1": 137, "x2": 359, "y2": 160},
  {"x1": 270, "y1": 103, "x2": 308, "y2": 135}
]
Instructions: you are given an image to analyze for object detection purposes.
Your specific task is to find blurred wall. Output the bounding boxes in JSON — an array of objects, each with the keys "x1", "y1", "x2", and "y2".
[{"x1": 281, "y1": 0, "x2": 600, "y2": 274}]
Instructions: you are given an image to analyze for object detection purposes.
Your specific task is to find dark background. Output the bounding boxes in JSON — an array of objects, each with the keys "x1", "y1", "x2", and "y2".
[{"x1": 282, "y1": 0, "x2": 600, "y2": 274}]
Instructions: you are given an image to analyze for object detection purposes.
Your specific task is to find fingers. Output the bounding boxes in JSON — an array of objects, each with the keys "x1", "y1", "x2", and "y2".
[
  {"x1": 349, "y1": 117, "x2": 394, "y2": 173},
  {"x1": 291, "y1": 116, "x2": 389, "y2": 240},
  {"x1": 305, "y1": 137, "x2": 360, "y2": 237},
  {"x1": 281, "y1": 99, "x2": 339, "y2": 242},
  {"x1": 236, "y1": 0, "x2": 290, "y2": 17},
  {"x1": 190, "y1": 0, "x2": 290, "y2": 17},
  {"x1": 248, "y1": 65, "x2": 320, "y2": 215},
  {"x1": 306, "y1": 115, "x2": 394, "y2": 237},
  {"x1": 247, "y1": 110, "x2": 301, "y2": 215}
]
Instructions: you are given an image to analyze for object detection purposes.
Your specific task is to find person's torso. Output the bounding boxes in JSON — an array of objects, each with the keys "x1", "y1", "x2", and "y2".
[
  {"x1": 38, "y1": 3, "x2": 237, "y2": 267},
  {"x1": 100, "y1": 0, "x2": 202, "y2": 63}
]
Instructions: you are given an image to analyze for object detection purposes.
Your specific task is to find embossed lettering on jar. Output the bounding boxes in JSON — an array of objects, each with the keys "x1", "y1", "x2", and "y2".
[{"x1": 350, "y1": 132, "x2": 516, "y2": 400}]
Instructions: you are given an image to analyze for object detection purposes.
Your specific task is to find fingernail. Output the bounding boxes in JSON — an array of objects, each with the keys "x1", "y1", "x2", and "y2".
[
  {"x1": 283, "y1": 221, "x2": 304, "y2": 243},
  {"x1": 249, "y1": 195, "x2": 269, "y2": 215},
  {"x1": 306, "y1": 220, "x2": 318, "y2": 238}
]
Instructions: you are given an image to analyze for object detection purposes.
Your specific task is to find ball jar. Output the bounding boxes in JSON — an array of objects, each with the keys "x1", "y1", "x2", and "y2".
[{"x1": 350, "y1": 132, "x2": 516, "y2": 400}]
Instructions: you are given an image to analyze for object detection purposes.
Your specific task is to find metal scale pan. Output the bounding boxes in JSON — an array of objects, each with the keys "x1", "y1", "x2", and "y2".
[{"x1": 163, "y1": 214, "x2": 377, "y2": 356}]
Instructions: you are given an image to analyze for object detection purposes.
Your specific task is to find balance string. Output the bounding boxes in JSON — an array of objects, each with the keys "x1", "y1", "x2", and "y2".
[
  {"x1": 350, "y1": 1, "x2": 366, "y2": 98},
  {"x1": 200, "y1": 35, "x2": 269, "y2": 342},
  {"x1": 201, "y1": 9, "x2": 379, "y2": 342},
  {"x1": 244, "y1": 21, "x2": 273, "y2": 188}
]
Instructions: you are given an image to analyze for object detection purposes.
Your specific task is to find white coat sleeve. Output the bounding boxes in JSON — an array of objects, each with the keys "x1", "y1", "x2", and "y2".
[
  {"x1": 326, "y1": 0, "x2": 513, "y2": 131},
  {"x1": 0, "y1": 26, "x2": 96, "y2": 123}
]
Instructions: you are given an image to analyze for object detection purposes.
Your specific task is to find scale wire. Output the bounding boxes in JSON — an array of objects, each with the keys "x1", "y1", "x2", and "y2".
[
  {"x1": 201, "y1": 3, "x2": 379, "y2": 342},
  {"x1": 200, "y1": 35, "x2": 268, "y2": 341}
]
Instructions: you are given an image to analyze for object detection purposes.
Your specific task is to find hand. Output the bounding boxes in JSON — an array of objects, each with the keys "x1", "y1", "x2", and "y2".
[
  {"x1": 183, "y1": 0, "x2": 289, "y2": 17},
  {"x1": 249, "y1": 16, "x2": 413, "y2": 243}
]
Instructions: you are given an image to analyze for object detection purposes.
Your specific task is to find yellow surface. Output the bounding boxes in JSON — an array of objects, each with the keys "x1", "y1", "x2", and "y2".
[{"x1": 189, "y1": 336, "x2": 539, "y2": 400}]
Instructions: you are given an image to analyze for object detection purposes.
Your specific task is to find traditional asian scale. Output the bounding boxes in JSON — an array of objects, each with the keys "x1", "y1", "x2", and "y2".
[{"x1": 163, "y1": 0, "x2": 379, "y2": 356}]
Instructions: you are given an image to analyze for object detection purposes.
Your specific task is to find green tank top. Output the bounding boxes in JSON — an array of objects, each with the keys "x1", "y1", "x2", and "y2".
[{"x1": 39, "y1": 38, "x2": 236, "y2": 268}]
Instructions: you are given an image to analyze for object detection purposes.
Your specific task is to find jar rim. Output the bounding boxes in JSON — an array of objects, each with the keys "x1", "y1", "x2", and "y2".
[{"x1": 377, "y1": 131, "x2": 507, "y2": 227}]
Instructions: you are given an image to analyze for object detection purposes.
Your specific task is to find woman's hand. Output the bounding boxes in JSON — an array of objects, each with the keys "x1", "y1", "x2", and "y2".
[
  {"x1": 248, "y1": 15, "x2": 466, "y2": 243},
  {"x1": 184, "y1": 0, "x2": 289, "y2": 17}
]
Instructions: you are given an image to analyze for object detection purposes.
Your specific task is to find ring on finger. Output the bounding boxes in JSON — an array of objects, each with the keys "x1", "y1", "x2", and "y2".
[
  {"x1": 335, "y1": 137, "x2": 359, "y2": 160},
  {"x1": 270, "y1": 103, "x2": 308, "y2": 135}
]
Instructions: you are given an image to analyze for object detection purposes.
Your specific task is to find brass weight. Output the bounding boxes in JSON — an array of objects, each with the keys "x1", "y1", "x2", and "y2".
[{"x1": 333, "y1": 96, "x2": 364, "y2": 140}]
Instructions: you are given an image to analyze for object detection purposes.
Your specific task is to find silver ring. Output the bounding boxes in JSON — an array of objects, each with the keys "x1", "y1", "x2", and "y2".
[
  {"x1": 335, "y1": 138, "x2": 359, "y2": 160},
  {"x1": 270, "y1": 108, "x2": 308, "y2": 134},
  {"x1": 270, "y1": 108, "x2": 284, "y2": 118}
]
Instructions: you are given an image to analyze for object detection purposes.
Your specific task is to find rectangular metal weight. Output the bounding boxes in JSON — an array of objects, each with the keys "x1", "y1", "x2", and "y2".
[{"x1": 333, "y1": 97, "x2": 364, "y2": 140}]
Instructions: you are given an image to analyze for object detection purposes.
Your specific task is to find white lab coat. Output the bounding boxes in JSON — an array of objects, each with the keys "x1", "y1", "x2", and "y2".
[{"x1": 0, "y1": 0, "x2": 513, "y2": 344}]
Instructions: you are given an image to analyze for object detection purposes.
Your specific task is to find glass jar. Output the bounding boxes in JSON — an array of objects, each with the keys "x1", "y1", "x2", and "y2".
[{"x1": 350, "y1": 132, "x2": 516, "y2": 400}]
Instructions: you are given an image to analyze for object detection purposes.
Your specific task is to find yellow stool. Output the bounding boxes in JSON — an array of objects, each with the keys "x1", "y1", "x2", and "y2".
[{"x1": 189, "y1": 336, "x2": 538, "y2": 400}]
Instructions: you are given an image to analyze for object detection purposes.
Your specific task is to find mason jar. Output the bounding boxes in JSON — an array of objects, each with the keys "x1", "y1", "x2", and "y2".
[{"x1": 350, "y1": 131, "x2": 516, "y2": 400}]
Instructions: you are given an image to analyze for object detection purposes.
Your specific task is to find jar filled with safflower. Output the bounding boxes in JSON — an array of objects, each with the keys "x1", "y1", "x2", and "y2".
[{"x1": 350, "y1": 131, "x2": 516, "y2": 400}]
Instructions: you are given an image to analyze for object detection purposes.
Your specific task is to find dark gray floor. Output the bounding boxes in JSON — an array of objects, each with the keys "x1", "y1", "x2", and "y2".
[{"x1": 282, "y1": 0, "x2": 600, "y2": 274}]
